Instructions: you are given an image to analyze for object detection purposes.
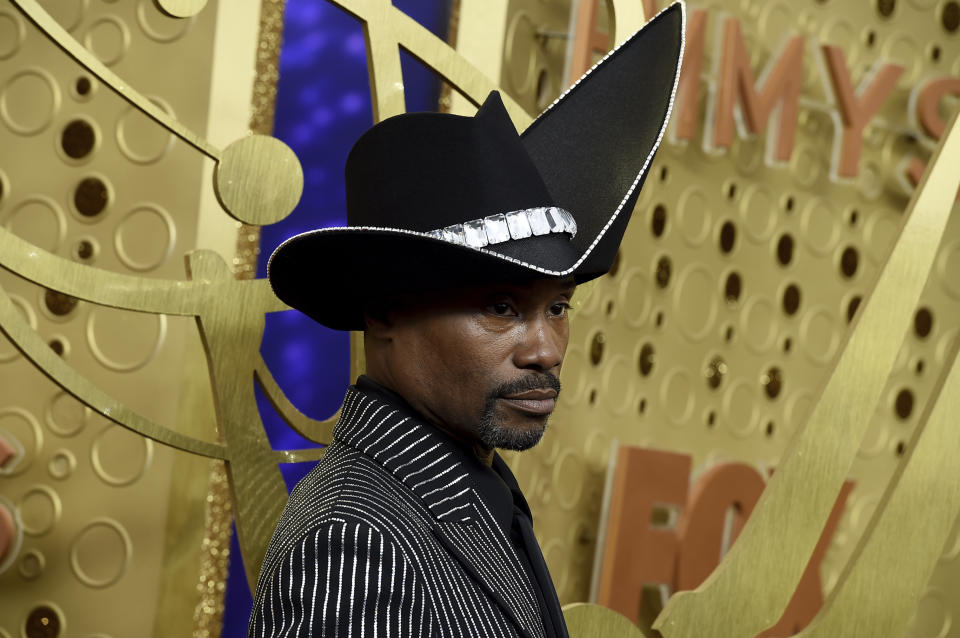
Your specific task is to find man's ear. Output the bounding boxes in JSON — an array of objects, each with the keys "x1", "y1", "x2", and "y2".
[{"x1": 362, "y1": 297, "x2": 396, "y2": 338}]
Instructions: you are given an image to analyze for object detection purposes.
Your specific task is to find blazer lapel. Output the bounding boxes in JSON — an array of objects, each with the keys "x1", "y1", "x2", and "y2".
[
  {"x1": 432, "y1": 510, "x2": 542, "y2": 638},
  {"x1": 334, "y1": 386, "x2": 545, "y2": 638}
]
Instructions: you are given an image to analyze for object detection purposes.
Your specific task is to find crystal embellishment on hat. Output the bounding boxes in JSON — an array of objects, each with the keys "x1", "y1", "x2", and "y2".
[
  {"x1": 506, "y1": 210, "x2": 532, "y2": 239},
  {"x1": 463, "y1": 219, "x2": 489, "y2": 248},
  {"x1": 545, "y1": 207, "x2": 565, "y2": 233},
  {"x1": 484, "y1": 214, "x2": 511, "y2": 244},
  {"x1": 427, "y1": 206, "x2": 576, "y2": 249},
  {"x1": 527, "y1": 208, "x2": 551, "y2": 236},
  {"x1": 441, "y1": 225, "x2": 465, "y2": 245}
]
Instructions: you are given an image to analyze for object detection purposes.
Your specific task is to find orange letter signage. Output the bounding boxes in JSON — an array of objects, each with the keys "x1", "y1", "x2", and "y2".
[
  {"x1": 822, "y1": 45, "x2": 904, "y2": 178},
  {"x1": 596, "y1": 447, "x2": 691, "y2": 622},
  {"x1": 597, "y1": 448, "x2": 854, "y2": 633},
  {"x1": 672, "y1": 9, "x2": 707, "y2": 142},
  {"x1": 914, "y1": 76, "x2": 960, "y2": 141},
  {"x1": 712, "y1": 18, "x2": 804, "y2": 162}
]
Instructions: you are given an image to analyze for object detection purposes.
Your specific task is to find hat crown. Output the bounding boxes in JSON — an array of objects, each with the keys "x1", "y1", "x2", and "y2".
[
  {"x1": 267, "y1": 2, "x2": 686, "y2": 330},
  {"x1": 344, "y1": 92, "x2": 556, "y2": 233}
]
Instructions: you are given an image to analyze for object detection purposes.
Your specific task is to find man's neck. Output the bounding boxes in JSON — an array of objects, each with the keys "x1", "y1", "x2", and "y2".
[{"x1": 357, "y1": 374, "x2": 495, "y2": 466}]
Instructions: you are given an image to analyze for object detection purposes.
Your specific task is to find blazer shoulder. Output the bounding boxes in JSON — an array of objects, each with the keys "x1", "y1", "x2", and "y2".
[
  {"x1": 249, "y1": 518, "x2": 438, "y2": 638},
  {"x1": 268, "y1": 440, "x2": 434, "y2": 566}
]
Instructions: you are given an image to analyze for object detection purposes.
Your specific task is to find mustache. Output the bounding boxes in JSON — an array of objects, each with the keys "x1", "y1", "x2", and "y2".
[{"x1": 489, "y1": 373, "x2": 562, "y2": 399}]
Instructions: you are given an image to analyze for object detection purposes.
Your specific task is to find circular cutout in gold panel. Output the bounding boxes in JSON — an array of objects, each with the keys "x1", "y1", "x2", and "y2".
[
  {"x1": 136, "y1": 0, "x2": 195, "y2": 43},
  {"x1": 0, "y1": 10, "x2": 25, "y2": 60},
  {"x1": 673, "y1": 264, "x2": 718, "y2": 341},
  {"x1": 661, "y1": 367, "x2": 695, "y2": 426},
  {"x1": 114, "y1": 204, "x2": 175, "y2": 271},
  {"x1": 618, "y1": 269, "x2": 652, "y2": 328},
  {"x1": 83, "y1": 16, "x2": 131, "y2": 67},
  {"x1": 72, "y1": 236, "x2": 99, "y2": 263},
  {"x1": 0, "y1": 408, "x2": 41, "y2": 476},
  {"x1": 723, "y1": 379, "x2": 760, "y2": 438},
  {"x1": 800, "y1": 306, "x2": 841, "y2": 365},
  {"x1": 552, "y1": 449, "x2": 586, "y2": 510},
  {"x1": 59, "y1": 118, "x2": 99, "y2": 163},
  {"x1": 0, "y1": 69, "x2": 60, "y2": 136},
  {"x1": 505, "y1": 12, "x2": 538, "y2": 95},
  {"x1": 72, "y1": 176, "x2": 111, "y2": 219},
  {"x1": 677, "y1": 186, "x2": 711, "y2": 247},
  {"x1": 47, "y1": 449, "x2": 76, "y2": 481},
  {"x1": 22, "y1": 602, "x2": 64, "y2": 638},
  {"x1": 559, "y1": 345, "x2": 586, "y2": 407},
  {"x1": 882, "y1": 33, "x2": 923, "y2": 87},
  {"x1": 70, "y1": 75, "x2": 96, "y2": 102},
  {"x1": 46, "y1": 334, "x2": 70, "y2": 359},
  {"x1": 0, "y1": 293, "x2": 35, "y2": 364},
  {"x1": 69, "y1": 519, "x2": 132, "y2": 588},
  {"x1": 44, "y1": 0, "x2": 89, "y2": 31},
  {"x1": 18, "y1": 549, "x2": 44, "y2": 581},
  {"x1": 739, "y1": 184, "x2": 777, "y2": 243},
  {"x1": 16, "y1": 485, "x2": 61, "y2": 537},
  {"x1": 45, "y1": 392, "x2": 90, "y2": 438},
  {"x1": 3, "y1": 196, "x2": 66, "y2": 254},
  {"x1": 936, "y1": 239, "x2": 960, "y2": 299},
  {"x1": 115, "y1": 97, "x2": 175, "y2": 164},
  {"x1": 800, "y1": 197, "x2": 840, "y2": 257},
  {"x1": 864, "y1": 209, "x2": 899, "y2": 264},
  {"x1": 759, "y1": 1, "x2": 794, "y2": 40},
  {"x1": 940, "y1": 517, "x2": 960, "y2": 564},
  {"x1": 785, "y1": 390, "x2": 813, "y2": 433},
  {"x1": 790, "y1": 145, "x2": 822, "y2": 187},
  {"x1": 821, "y1": 17, "x2": 856, "y2": 47},
  {"x1": 85, "y1": 308, "x2": 166, "y2": 372},
  {"x1": 91, "y1": 423, "x2": 153, "y2": 487},
  {"x1": 42, "y1": 289, "x2": 79, "y2": 320},
  {"x1": 600, "y1": 354, "x2": 633, "y2": 415},
  {"x1": 740, "y1": 295, "x2": 778, "y2": 354}
]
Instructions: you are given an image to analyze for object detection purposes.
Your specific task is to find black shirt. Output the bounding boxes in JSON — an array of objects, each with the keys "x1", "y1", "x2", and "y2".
[{"x1": 355, "y1": 376, "x2": 568, "y2": 638}]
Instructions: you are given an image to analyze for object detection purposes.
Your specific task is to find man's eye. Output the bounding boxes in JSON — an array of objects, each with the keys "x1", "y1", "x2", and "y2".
[
  {"x1": 549, "y1": 302, "x2": 570, "y2": 317},
  {"x1": 490, "y1": 302, "x2": 514, "y2": 316}
]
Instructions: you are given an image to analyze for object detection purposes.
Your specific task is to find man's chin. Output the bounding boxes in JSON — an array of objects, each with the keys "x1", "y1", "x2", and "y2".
[{"x1": 477, "y1": 418, "x2": 548, "y2": 451}]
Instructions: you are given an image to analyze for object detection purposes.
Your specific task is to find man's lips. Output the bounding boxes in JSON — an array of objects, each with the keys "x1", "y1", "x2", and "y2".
[{"x1": 499, "y1": 389, "x2": 558, "y2": 415}]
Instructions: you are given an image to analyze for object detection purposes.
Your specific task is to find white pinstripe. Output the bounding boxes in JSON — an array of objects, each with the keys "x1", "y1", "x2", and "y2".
[{"x1": 248, "y1": 386, "x2": 549, "y2": 637}]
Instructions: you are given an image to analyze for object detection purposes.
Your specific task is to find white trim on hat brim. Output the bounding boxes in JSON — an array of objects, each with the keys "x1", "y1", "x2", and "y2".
[{"x1": 268, "y1": 1, "x2": 686, "y2": 286}]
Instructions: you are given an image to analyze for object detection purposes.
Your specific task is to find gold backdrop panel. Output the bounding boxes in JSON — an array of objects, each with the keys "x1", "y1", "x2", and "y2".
[
  {"x1": 485, "y1": 1, "x2": 960, "y2": 637},
  {"x1": 0, "y1": 0, "x2": 265, "y2": 634},
  {"x1": 2, "y1": 0, "x2": 960, "y2": 636}
]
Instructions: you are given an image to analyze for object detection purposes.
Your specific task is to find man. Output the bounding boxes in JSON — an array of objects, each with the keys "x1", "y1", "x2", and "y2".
[{"x1": 249, "y1": 4, "x2": 683, "y2": 636}]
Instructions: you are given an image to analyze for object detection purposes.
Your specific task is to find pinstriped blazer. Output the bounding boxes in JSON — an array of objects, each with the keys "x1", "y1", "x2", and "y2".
[{"x1": 248, "y1": 385, "x2": 553, "y2": 637}]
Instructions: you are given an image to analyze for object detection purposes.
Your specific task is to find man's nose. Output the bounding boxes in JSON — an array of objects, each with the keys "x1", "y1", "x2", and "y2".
[{"x1": 513, "y1": 316, "x2": 565, "y2": 371}]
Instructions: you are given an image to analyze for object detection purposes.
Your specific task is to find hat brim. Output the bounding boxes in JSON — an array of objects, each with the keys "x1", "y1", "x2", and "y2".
[
  {"x1": 268, "y1": 226, "x2": 587, "y2": 331},
  {"x1": 269, "y1": 2, "x2": 685, "y2": 331}
]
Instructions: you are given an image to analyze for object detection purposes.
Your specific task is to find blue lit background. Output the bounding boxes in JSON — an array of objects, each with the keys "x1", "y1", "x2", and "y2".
[{"x1": 221, "y1": 2, "x2": 451, "y2": 632}]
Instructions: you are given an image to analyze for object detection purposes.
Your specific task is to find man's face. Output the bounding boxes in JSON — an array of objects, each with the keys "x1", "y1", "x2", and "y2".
[{"x1": 371, "y1": 278, "x2": 574, "y2": 452}]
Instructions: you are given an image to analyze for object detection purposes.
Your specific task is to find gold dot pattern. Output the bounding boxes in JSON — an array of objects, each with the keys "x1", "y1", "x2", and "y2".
[
  {"x1": 498, "y1": 2, "x2": 960, "y2": 630},
  {"x1": 0, "y1": 0, "x2": 257, "y2": 635}
]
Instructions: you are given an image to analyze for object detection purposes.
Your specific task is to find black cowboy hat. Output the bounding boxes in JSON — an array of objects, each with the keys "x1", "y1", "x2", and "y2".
[{"x1": 268, "y1": 2, "x2": 685, "y2": 331}]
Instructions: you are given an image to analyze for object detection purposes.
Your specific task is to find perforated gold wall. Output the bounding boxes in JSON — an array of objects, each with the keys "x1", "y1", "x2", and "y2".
[
  {"x1": 0, "y1": 0, "x2": 259, "y2": 635},
  {"x1": 491, "y1": 1, "x2": 960, "y2": 636},
  {"x1": 2, "y1": 0, "x2": 960, "y2": 636}
]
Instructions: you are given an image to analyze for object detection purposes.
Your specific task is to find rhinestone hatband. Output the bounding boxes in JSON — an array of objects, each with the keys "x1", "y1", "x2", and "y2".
[{"x1": 426, "y1": 207, "x2": 577, "y2": 249}]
